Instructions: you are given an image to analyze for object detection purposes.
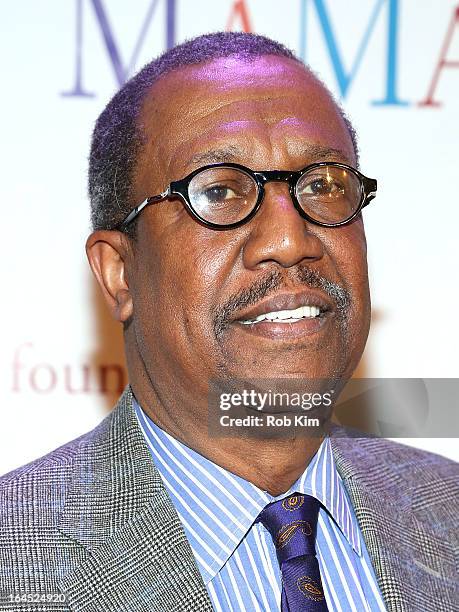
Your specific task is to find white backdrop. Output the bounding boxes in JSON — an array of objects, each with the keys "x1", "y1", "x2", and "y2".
[{"x1": 1, "y1": 0, "x2": 458, "y2": 476}]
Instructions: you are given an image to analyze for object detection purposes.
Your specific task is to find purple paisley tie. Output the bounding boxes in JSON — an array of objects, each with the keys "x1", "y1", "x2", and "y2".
[{"x1": 256, "y1": 493, "x2": 329, "y2": 611}]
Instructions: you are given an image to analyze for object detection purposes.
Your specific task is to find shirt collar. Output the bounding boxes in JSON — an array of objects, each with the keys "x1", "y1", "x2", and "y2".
[
  {"x1": 286, "y1": 436, "x2": 361, "y2": 555},
  {"x1": 134, "y1": 399, "x2": 361, "y2": 584}
]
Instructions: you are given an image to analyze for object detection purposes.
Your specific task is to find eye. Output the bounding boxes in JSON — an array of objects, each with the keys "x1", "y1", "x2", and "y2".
[
  {"x1": 201, "y1": 184, "x2": 239, "y2": 203},
  {"x1": 300, "y1": 177, "x2": 345, "y2": 197}
]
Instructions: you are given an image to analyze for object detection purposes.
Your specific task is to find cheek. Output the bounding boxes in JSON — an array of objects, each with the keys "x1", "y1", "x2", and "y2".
[
  {"x1": 321, "y1": 222, "x2": 371, "y2": 365},
  {"x1": 134, "y1": 220, "x2": 238, "y2": 341},
  {"x1": 322, "y1": 221, "x2": 369, "y2": 305},
  {"x1": 172, "y1": 230, "x2": 236, "y2": 304},
  {"x1": 342, "y1": 228, "x2": 368, "y2": 288}
]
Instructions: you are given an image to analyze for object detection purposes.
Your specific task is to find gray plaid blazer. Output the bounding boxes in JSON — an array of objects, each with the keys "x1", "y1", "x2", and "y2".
[{"x1": 1, "y1": 387, "x2": 458, "y2": 612}]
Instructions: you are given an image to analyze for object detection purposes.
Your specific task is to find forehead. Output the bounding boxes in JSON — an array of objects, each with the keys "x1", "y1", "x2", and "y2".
[{"x1": 136, "y1": 55, "x2": 354, "y2": 189}]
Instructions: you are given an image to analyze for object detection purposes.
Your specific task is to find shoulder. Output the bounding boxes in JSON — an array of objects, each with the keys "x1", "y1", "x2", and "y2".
[
  {"x1": 331, "y1": 433, "x2": 459, "y2": 505},
  {"x1": 0, "y1": 410, "x2": 114, "y2": 524},
  {"x1": 332, "y1": 432, "x2": 457, "y2": 470}
]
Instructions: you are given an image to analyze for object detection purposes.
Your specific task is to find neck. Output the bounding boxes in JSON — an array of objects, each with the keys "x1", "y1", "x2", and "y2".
[
  {"x1": 193, "y1": 435, "x2": 324, "y2": 496},
  {"x1": 126, "y1": 336, "x2": 327, "y2": 495},
  {"x1": 131, "y1": 385, "x2": 324, "y2": 496}
]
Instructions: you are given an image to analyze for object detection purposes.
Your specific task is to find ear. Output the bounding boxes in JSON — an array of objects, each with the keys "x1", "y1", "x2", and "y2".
[{"x1": 86, "y1": 230, "x2": 134, "y2": 322}]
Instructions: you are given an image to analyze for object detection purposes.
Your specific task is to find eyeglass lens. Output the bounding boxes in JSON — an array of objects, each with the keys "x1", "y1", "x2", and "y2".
[{"x1": 187, "y1": 165, "x2": 363, "y2": 226}]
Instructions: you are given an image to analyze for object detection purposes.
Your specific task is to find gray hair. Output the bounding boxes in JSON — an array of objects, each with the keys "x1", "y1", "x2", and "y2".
[{"x1": 88, "y1": 31, "x2": 358, "y2": 235}]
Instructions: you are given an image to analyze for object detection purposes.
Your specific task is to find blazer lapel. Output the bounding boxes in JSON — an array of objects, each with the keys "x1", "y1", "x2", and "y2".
[
  {"x1": 331, "y1": 434, "x2": 457, "y2": 612},
  {"x1": 57, "y1": 387, "x2": 213, "y2": 612}
]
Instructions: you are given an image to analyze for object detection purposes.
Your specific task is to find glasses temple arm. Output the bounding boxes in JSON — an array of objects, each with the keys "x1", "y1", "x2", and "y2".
[
  {"x1": 117, "y1": 188, "x2": 170, "y2": 230},
  {"x1": 362, "y1": 178, "x2": 377, "y2": 209}
]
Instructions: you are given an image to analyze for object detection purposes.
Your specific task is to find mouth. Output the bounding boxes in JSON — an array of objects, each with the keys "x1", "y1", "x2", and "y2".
[
  {"x1": 232, "y1": 291, "x2": 333, "y2": 339},
  {"x1": 239, "y1": 304, "x2": 323, "y2": 325}
]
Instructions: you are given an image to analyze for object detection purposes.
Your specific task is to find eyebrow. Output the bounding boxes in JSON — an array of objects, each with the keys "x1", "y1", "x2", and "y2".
[
  {"x1": 300, "y1": 144, "x2": 352, "y2": 163},
  {"x1": 187, "y1": 143, "x2": 352, "y2": 168},
  {"x1": 189, "y1": 146, "x2": 242, "y2": 166}
]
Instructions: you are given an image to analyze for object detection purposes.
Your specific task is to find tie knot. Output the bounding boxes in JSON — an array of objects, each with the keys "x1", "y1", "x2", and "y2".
[{"x1": 256, "y1": 493, "x2": 320, "y2": 564}]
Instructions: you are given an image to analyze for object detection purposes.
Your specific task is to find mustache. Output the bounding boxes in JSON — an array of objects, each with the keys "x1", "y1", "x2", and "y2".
[{"x1": 213, "y1": 265, "x2": 351, "y2": 338}]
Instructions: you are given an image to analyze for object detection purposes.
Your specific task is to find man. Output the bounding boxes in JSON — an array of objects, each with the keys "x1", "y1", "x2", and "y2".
[{"x1": 1, "y1": 32, "x2": 457, "y2": 612}]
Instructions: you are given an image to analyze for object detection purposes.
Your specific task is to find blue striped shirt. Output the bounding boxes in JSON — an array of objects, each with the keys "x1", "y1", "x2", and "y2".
[{"x1": 134, "y1": 400, "x2": 386, "y2": 611}]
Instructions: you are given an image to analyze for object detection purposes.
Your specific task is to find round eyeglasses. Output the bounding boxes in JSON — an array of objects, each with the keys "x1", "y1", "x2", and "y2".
[{"x1": 117, "y1": 162, "x2": 377, "y2": 231}]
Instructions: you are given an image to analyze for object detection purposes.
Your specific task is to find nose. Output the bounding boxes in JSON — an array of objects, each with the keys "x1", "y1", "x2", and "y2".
[{"x1": 242, "y1": 182, "x2": 325, "y2": 270}]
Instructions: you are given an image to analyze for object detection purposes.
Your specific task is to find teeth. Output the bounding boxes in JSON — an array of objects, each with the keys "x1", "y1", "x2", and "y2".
[{"x1": 240, "y1": 305, "x2": 321, "y2": 325}]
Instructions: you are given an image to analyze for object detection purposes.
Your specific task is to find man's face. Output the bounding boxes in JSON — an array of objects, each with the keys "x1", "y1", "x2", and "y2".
[{"x1": 127, "y1": 55, "x2": 370, "y2": 397}]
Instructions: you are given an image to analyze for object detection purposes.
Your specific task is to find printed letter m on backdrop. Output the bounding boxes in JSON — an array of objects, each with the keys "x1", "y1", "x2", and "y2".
[
  {"x1": 62, "y1": 0, "x2": 176, "y2": 97},
  {"x1": 300, "y1": 0, "x2": 408, "y2": 105}
]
